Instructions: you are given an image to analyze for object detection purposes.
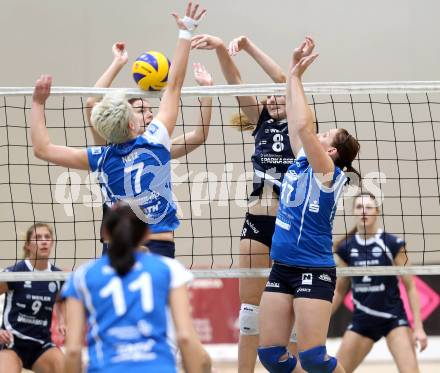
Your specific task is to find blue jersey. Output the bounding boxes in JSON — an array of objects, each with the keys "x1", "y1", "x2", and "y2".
[
  {"x1": 336, "y1": 229, "x2": 407, "y2": 321},
  {"x1": 62, "y1": 252, "x2": 193, "y2": 373},
  {"x1": 2, "y1": 260, "x2": 62, "y2": 344},
  {"x1": 271, "y1": 149, "x2": 347, "y2": 267},
  {"x1": 251, "y1": 107, "x2": 295, "y2": 197},
  {"x1": 88, "y1": 120, "x2": 179, "y2": 234}
]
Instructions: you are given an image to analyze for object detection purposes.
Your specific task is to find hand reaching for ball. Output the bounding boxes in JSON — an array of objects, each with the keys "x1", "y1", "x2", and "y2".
[
  {"x1": 171, "y1": 2, "x2": 206, "y2": 31},
  {"x1": 112, "y1": 42, "x2": 128, "y2": 66}
]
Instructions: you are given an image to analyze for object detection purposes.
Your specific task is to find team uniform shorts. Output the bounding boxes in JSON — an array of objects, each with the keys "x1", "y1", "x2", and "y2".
[
  {"x1": 240, "y1": 213, "x2": 276, "y2": 248},
  {"x1": 102, "y1": 239, "x2": 175, "y2": 258},
  {"x1": 265, "y1": 262, "x2": 336, "y2": 302},
  {"x1": 1, "y1": 336, "x2": 56, "y2": 370},
  {"x1": 348, "y1": 311, "x2": 410, "y2": 342}
]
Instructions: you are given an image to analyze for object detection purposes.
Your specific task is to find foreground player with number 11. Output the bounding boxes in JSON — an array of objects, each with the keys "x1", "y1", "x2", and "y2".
[{"x1": 257, "y1": 37, "x2": 360, "y2": 373}]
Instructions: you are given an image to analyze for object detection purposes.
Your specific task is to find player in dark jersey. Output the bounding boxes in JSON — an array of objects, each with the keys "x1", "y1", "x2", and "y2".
[
  {"x1": 191, "y1": 34, "x2": 299, "y2": 372},
  {"x1": 30, "y1": 2, "x2": 207, "y2": 260},
  {"x1": 257, "y1": 37, "x2": 360, "y2": 373},
  {"x1": 0, "y1": 223, "x2": 64, "y2": 373},
  {"x1": 62, "y1": 203, "x2": 211, "y2": 373},
  {"x1": 333, "y1": 192, "x2": 428, "y2": 373},
  {"x1": 85, "y1": 42, "x2": 214, "y2": 257}
]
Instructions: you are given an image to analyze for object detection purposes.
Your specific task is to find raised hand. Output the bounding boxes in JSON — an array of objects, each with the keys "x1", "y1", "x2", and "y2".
[
  {"x1": 171, "y1": 2, "x2": 207, "y2": 31},
  {"x1": 290, "y1": 37, "x2": 318, "y2": 78},
  {"x1": 193, "y1": 63, "x2": 213, "y2": 86},
  {"x1": 228, "y1": 36, "x2": 249, "y2": 56},
  {"x1": 33, "y1": 75, "x2": 52, "y2": 105},
  {"x1": 112, "y1": 42, "x2": 128, "y2": 65},
  {"x1": 191, "y1": 34, "x2": 223, "y2": 50}
]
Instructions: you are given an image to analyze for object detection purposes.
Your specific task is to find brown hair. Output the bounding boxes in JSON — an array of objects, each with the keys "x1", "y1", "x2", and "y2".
[
  {"x1": 332, "y1": 129, "x2": 361, "y2": 183},
  {"x1": 23, "y1": 223, "x2": 54, "y2": 259},
  {"x1": 333, "y1": 192, "x2": 379, "y2": 250}
]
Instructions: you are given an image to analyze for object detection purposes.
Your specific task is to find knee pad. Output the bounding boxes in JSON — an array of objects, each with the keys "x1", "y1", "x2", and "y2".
[
  {"x1": 289, "y1": 325, "x2": 297, "y2": 343},
  {"x1": 258, "y1": 346, "x2": 297, "y2": 373},
  {"x1": 299, "y1": 345, "x2": 337, "y2": 373},
  {"x1": 239, "y1": 303, "x2": 259, "y2": 335}
]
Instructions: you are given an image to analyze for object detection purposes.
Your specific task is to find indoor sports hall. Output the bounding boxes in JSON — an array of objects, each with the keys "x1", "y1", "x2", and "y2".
[{"x1": 0, "y1": 1, "x2": 439, "y2": 372}]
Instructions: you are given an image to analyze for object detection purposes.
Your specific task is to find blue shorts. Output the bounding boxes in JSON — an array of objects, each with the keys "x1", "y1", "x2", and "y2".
[
  {"x1": 240, "y1": 213, "x2": 276, "y2": 248},
  {"x1": 102, "y1": 240, "x2": 175, "y2": 258},
  {"x1": 2, "y1": 336, "x2": 56, "y2": 370},
  {"x1": 348, "y1": 313, "x2": 410, "y2": 342},
  {"x1": 265, "y1": 262, "x2": 336, "y2": 302}
]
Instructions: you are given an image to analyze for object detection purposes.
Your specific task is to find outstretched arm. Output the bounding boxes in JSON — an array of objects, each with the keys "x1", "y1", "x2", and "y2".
[
  {"x1": 86, "y1": 42, "x2": 129, "y2": 145},
  {"x1": 287, "y1": 37, "x2": 333, "y2": 180},
  {"x1": 171, "y1": 63, "x2": 212, "y2": 159},
  {"x1": 395, "y1": 249, "x2": 428, "y2": 352},
  {"x1": 228, "y1": 36, "x2": 286, "y2": 83},
  {"x1": 155, "y1": 2, "x2": 207, "y2": 136},
  {"x1": 31, "y1": 75, "x2": 89, "y2": 170},
  {"x1": 192, "y1": 34, "x2": 261, "y2": 125}
]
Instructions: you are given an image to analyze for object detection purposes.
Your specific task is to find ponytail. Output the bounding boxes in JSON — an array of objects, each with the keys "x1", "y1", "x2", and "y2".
[
  {"x1": 229, "y1": 112, "x2": 255, "y2": 132},
  {"x1": 103, "y1": 203, "x2": 148, "y2": 276}
]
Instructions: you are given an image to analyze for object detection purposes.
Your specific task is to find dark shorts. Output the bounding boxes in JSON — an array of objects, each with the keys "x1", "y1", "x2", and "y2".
[
  {"x1": 148, "y1": 240, "x2": 175, "y2": 258},
  {"x1": 348, "y1": 313, "x2": 410, "y2": 342},
  {"x1": 2, "y1": 336, "x2": 55, "y2": 370},
  {"x1": 102, "y1": 240, "x2": 175, "y2": 258},
  {"x1": 265, "y1": 262, "x2": 336, "y2": 302},
  {"x1": 240, "y1": 213, "x2": 276, "y2": 248}
]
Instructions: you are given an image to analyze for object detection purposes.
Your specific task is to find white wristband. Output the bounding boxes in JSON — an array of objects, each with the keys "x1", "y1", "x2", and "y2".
[{"x1": 179, "y1": 29, "x2": 192, "y2": 40}]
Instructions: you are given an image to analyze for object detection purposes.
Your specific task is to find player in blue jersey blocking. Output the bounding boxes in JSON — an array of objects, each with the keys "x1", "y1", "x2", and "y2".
[
  {"x1": 62, "y1": 202, "x2": 211, "y2": 373},
  {"x1": 191, "y1": 33, "x2": 300, "y2": 373},
  {"x1": 257, "y1": 37, "x2": 360, "y2": 373},
  {"x1": 332, "y1": 192, "x2": 428, "y2": 373},
  {"x1": 85, "y1": 41, "x2": 214, "y2": 256},
  {"x1": 30, "y1": 1, "x2": 207, "y2": 259},
  {"x1": 0, "y1": 223, "x2": 64, "y2": 373}
]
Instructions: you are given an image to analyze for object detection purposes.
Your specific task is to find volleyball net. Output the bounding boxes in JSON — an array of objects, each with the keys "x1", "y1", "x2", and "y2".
[{"x1": 1, "y1": 81, "x2": 440, "y2": 281}]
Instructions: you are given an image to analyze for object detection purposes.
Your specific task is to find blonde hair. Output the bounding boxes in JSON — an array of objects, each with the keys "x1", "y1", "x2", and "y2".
[
  {"x1": 23, "y1": 223, "x2": 54, "y2": 259},
  {"x1": 92, "y1": 91, "x2": 133, "y2": 144},
  {"x1": 229, "y1": 112, "x2": 256, "y2": 132}
]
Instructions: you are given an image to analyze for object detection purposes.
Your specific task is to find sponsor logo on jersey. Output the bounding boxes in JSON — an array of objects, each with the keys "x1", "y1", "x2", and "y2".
[
  {"x1": 309, "y1": 200, "x2": 320, "y2": 213},
  {"x1": 91, "y1": 146, "x2": 102, "y2": 155},
  {"x1": 319, "y1": 273, "x2": 332, "y2": 283},
  {"x1": 266, "y1": 281, "x2": 280, "y2": 288},
  {"x1": 350, "y1": 248, "x2": 359, "y2": 257},
  {"x1": 296, "y1": 287, "x2": 311, "y2": 293},
  {"x1": 24, "y1": 281, "x2": 32, "y2": 289},
  {"x1": 48, "y1": 282, "x2": 57, "y2": 293},
  {"x1": 301, "y1": 273, "x2": 313, "y2": 285},
  {"x1": 372, "y1": 246, "x2": 383, "y2": 258}
]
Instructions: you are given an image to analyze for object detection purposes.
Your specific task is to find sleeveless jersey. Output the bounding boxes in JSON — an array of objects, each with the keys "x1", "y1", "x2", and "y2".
[
  {"x1": 88, "y1": 120, "x2": 178, "y2": 234},
  {"x1": 2, "y1": 260, "x2": 62, "y2": 344},
  {"x1": 62, "y1": 252, "x2": 193, "y2": 373},
  {"x1": 251, "y1": 107, "x2": 295, "y2": 196},
  {"x1": 336, "y1": 229, "x2": 407, "y2": 321},
  {"x1": 271, "y1": 149, "x2": 347, "y2": 267}
]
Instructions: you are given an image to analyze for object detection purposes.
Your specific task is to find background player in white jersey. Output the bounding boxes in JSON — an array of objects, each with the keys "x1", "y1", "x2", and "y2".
[
  {"x1": 333, "y1": 192, "x2": 428, "y2": 373},
  {"x1": 257, "y1": 37, "x2": 360, "y2": 373},
  {"x1": 62, "y1": 202, "x2": 211, "y2": 373},
  {"x1": 30, "y1": 2, "x2": 207, "y2": 259},
  {"x1": 85, "y1": 41, "x2": 214, "y2": 256},
  {"x1": 0, "y1": 223, "x2": 64, "y2": 373},
  {"x1": 191, "y1": 33, "x2": 300, "y2": 373}
]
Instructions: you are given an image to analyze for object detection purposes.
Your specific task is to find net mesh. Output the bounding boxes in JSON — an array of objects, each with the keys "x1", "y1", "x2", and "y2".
[{"x1": 1, "y1": 82, "x2": 440, "y2": 280}]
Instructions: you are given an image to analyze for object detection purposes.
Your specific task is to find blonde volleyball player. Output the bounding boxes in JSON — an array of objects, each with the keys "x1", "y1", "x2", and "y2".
[
  {"x1": 31, "y1": 2, "x2": 207, "y2": 258},
  {"x1": 85, "y1": 41, "x2": 214, "y2": 256},
  {"x1": 333, "y1": 192, "x2": 428, "y2": 373}
]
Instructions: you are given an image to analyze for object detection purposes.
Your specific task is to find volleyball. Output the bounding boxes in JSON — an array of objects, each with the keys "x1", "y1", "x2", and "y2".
[{"x1": 132, "y1": 51, "x2": 170, "y2": 91}]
